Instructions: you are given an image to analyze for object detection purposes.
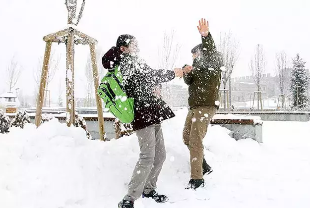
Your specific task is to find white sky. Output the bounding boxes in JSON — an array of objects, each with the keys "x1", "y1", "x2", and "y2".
[{"x1": 0, "y1": 0, "x2": 309, "y2": 99}]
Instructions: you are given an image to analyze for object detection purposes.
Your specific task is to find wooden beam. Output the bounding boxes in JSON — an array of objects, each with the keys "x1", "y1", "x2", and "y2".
[
  {"x1": 35, "y1": 42, "x2": 52, "y2": 127},
  {"x1": 75, "y1": 29, "x2": 97, "y2": 44},
  {"x1": 66, "y1": 29, "x2": 75, "y2": 126},
  {"x1": 74, "y1": 38, "x2": 89, "y2": 45},
  {"x1": 43, "y1": 29, "x2": 68, "y2": 42},
  {"x1": 89, "y1": 42, "x2": 106, "y2": 141}
]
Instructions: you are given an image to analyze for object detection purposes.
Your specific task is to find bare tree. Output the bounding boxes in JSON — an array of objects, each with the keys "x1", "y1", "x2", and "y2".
[
  {"x1": 33, "y1": 51, "x2": 60, "y2": 106},
  {"x1": 16, "y1": 89, "x2": 31, "y2": 108},
  {"x1": 250, "y1": 44, "x2": 266, "y2": 110},
  {"x1": 85, "y1": 56, "x2": 94, "y2": 107},
  {"x1": 57, "y1": 79, "x2": 64, "y2": 107},
  {"x1": 276, "y1": 51, "x2": 290, "y2": 108},
  {"x1": 158, "y1": 30, "x2": 181, "y2": 103},
  {"x1": 158, "y1": 30, "x2": 181, "y2": 71},
  {"x1": 217, "y1": 32, "x2": 239, "y2": 110},
  {"x1": 6, "y1": 56, "x2": 21, "y2": 92},
  {"x1": 95, "y1": 46, "x2": 105, "y2": 78}
]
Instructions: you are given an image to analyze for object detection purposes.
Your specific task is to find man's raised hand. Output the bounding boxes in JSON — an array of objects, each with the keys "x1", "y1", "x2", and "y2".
[{"x1": 197, "y1": 18, "x2": 209, "y2": 37}]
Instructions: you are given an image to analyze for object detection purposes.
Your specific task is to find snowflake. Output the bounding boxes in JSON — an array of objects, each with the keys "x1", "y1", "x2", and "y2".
[{"x1": 121, "y1": 96, "x2": 127, "y2": 102}]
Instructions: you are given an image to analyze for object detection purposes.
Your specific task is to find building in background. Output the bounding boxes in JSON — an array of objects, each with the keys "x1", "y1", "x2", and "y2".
[
  {"x1": 161, "y1": 84, "x2": 188, "y2": 108},
  {"x1": 0, "y1": 92, "x2": 20, "y2": 115}
]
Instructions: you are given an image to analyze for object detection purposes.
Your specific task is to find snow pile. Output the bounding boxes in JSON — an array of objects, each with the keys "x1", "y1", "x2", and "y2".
[{"x1": 1, "y1": 109, "x2": 310, "y2": 208}]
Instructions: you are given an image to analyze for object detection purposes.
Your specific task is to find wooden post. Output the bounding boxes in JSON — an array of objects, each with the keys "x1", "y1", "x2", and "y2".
[
  {"x1": 35, "y1": 41, "x2": 52, "y2": 127},
  {"x1": 66, "y1": 28, "x2": 75, "y2": 126},
  {"x1": 89, "y1": 42, "x2": 105, "y2": 141}
]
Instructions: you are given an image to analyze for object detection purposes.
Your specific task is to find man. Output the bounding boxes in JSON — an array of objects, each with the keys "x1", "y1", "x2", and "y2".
[{"x1": 182, "y1": 18, "x2": 223, "y2": 189}]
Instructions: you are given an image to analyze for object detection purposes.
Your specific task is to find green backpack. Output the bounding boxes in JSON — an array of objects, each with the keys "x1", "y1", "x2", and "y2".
[{"x1": 98, "y1": 66, "x2": 134, "y2": 123}]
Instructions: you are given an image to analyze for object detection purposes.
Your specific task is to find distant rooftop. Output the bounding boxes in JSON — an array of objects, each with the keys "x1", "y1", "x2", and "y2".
[{"x1": 0, "y1": 92, "x2": 17, "y2": 98}]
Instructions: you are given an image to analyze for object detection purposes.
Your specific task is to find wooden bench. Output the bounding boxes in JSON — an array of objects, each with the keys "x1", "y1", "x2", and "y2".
[{"x1": 211, "y1": 114, "x2": 263, "y2": 143}]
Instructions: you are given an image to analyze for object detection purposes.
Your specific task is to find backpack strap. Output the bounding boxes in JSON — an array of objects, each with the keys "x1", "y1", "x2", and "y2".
[{"x1": 106, "y1": 66, "x2": 123, "y2": 88}]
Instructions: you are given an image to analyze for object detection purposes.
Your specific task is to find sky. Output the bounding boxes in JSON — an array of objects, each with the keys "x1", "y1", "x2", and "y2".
[{"x1": 0, "y1": 0, "x2": 309, "y2": 100}]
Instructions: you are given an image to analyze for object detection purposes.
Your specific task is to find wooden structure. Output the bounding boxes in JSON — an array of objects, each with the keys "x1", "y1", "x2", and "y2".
[{"x1": 35, "y1": 0, "x2": 105, "y2": 140}]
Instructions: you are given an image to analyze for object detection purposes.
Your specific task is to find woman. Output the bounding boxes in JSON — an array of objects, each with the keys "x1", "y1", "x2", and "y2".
[{"x1": 102, "y1": 34, "x2": 183, "y2": 208}]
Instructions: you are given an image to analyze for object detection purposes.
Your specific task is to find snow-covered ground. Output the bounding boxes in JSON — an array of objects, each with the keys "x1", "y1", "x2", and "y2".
[{"x1": 1, "y1": 109, "x2": 310, "y2": 208}]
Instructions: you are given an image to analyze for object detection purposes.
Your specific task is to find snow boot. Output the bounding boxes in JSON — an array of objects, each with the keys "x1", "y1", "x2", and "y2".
[
  {"x1": 118, "y1": 199, "x2": 134, "y2": 208},
  {"x1": 202, "y1": 158, "x2": 213, "y2": 175},
  {"x1": 142, "y1": 190, "x2": 168, "y2": 203},
  {"x1": 186, "y1": 179, "x2": 205, "y2": 190}
]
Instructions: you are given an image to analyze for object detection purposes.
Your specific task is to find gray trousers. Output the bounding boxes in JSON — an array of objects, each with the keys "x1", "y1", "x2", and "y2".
[{"x1": 124, "y1": 124, "x2": 166, "y2": 201}]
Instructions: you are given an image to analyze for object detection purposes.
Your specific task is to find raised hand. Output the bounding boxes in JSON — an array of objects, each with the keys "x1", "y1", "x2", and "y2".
[{"x1": 197, "y1": 18, "x2": 209, "y2": 37}]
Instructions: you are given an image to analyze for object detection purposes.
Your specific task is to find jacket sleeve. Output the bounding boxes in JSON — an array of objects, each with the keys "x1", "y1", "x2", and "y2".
[
  {"x1": 183, "y1": 72, "x2": 193, "y2": 85},
  {"x1": 183, "y1": 71, "x2": 193, "y2": 85},
  {"x1": 201, "y1": 33, "x2": 217, "y2": 59},
  {"x1": 182, "y1": 64, "x2": 193, "y2": 85},
  {"x1": 141, "y1": 65, "x2": 175, "y2": 85}
]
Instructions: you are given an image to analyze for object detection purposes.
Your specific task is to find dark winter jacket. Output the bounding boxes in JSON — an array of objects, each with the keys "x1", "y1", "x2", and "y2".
[
  {"x1": 184, "y1": 33, "x2": 223, "y2": 109},
  {"x1": 102, "y1": 49, "x2": 175, "y2": 131}
]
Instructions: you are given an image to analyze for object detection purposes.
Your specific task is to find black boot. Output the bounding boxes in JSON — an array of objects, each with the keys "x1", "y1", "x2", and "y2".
[
  {"x1": 186, "y1": 179, "x2": 205, "y2": 190},
  {"x1": 118, "y1": 199, "x2": 134, "y2": 208},
  {"x1": 202, "y1": 158, "x2": 213, "y2": 175},
  {"x1": 142, "y1": 190, "x2": 168, "y2": 203}
]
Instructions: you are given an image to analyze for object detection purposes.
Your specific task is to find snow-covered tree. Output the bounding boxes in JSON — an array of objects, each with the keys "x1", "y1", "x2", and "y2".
[
  {"x1": 217, "y1": 32, "x2": 239, "y2": 110},
  {"x1": 6, "y1": 56, "x2": 21, "y2": 92},
  {"x1": 114, "y1": 119, "x2": 134, "y2": 139},
  {"x1": 84, "y1": 56, "x2": 95, "y2": 107},
  {"x1": 34, "y1": 51, "x2": 60, "y2": 107},
  {"x1": 11, "y1": 110, "x2": 30, "y2": 129},
  {"x1": 276, "y1": 51, "x2": 290, "y2": 108},
  {"x1": 158, "y1": 30, "x2": 181, "y2": 102},
  {"x1": 0, "y1": 110, "x2": 10, "y2": 133},
  {"x1": 57, "y1": 79, "x2": 64, "y2": 107},
  {"x1": 41, "y1": 114, "x2": 55, "y2": 124},
  {"x1": 74, "y1": 114, "x2": 92, "y2": 139},
  {"x1": 250, "y1": 44, "x2": 266, "y2": 110},
  {"x1": 290, "y1": 54, "x2": 309, "y2": 109}
]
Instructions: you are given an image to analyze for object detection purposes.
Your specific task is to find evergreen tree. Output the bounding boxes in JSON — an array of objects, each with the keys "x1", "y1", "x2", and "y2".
[
  {"x1": 0, "y1": 110, "x2": 10, "y2": 133},
  {"x1": 11, "y1": 110, "x2": 30, "y2": 129},
  {"x1": 290, "y1": 54, "x2": 309, "y2": 109}
]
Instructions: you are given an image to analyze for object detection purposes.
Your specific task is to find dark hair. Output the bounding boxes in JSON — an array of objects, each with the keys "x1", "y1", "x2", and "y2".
[
  {"x1": 116, "y1": 34, "x2": 135, "y2": 48},
  {"x1": 191, "y1": 44, "x2": 202, "y2": 54},
  {"x1": 102, "y1": 46, "x2": 123, "y2": 69}
]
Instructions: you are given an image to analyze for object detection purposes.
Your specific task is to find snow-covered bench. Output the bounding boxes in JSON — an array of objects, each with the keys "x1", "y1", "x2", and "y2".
[{"x1": 211, "y1": 114, "x2": 263, "y2": 143}]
